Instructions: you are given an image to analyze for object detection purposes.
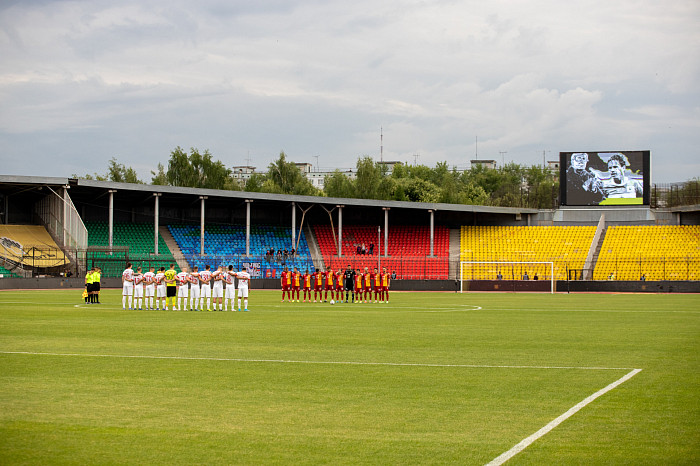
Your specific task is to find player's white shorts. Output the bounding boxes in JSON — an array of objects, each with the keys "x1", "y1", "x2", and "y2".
[
  {"x1": 200, "y1": 284, "x2": 211, "y2": 298},
  {"x1": 134, "y1": 285, "x2": 144, "y2": 298},
  {"x1": 212, "y1": 284, "x2": 224, "y2": 298},
  {"x1": 225, "y1": 286, "x2": 236, "y2": 300},
  {"x1": 238, "y1": 286, "x2": 249, "y2": 298},
  {"x1": 157, "y1": 284, "x2": 167, "y2": 298},
  {"x1": 178, "y1": 285, "x2": 189, "y2": 298},
  {"x1": 145, "y1": 284, "x2": 155, "y2": 297},
  {"x1": 190, "y1": 285, "x2": 201, "y2": 301},
  {"x1": 122, "y1": 282, "x2": 134, "y2": 296}
]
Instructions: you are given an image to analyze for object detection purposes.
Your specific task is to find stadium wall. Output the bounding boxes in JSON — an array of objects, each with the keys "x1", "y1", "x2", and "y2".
[{"x1": 1, "y1": 278, "x2": 698, "y2": 293}]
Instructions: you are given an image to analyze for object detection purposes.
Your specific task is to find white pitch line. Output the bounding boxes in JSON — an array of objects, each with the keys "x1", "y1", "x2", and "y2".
[
  {"x1": 0, "y1": 351, "x2": 635, "y2": 371},
  {"x1": 494, "y1": 308, "x2": 700, "y2": 314},
  {"x1": 485, "y1": 368, "x2": 643, "y2": 466}
]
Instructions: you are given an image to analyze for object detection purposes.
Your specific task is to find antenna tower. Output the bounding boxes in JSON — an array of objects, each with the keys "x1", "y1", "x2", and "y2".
[{"x1": 380, "y1": 126, "x2": 383, "y2": 163}]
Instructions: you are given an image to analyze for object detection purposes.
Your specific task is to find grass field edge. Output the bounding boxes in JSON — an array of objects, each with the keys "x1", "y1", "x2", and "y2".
[{"x1": 485, "y1": 368, "x2": 643, "y2": 466}]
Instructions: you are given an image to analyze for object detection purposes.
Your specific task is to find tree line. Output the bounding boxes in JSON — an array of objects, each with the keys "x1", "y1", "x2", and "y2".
[{"x1": 74, "y1": 147, "x2": 560, "y2": 209}]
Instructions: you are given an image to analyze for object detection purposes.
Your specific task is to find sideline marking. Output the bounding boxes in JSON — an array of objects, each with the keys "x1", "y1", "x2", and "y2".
[
  {"x1": 264, "y1": 304, "x2": 482, "y2": 312},
  {"x1": 485, "y1": 368, "x2": 642, "y2": 466},
  {"x1": 1, "y1": 350, "x2": 642, "y2": 462},
  {"x1": 0, "y1": 351, "x2": 635, "y2": 371},
  {"x1": 495, "y1": 308, "x2": 700, "y2": 314}
]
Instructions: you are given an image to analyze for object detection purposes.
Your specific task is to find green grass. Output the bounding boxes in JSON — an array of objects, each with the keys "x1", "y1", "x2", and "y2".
[{"x1": 1, "y1": 289, "x2": 699, "y2": 464}]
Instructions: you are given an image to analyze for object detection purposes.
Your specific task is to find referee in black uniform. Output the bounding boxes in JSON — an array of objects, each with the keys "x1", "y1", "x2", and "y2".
[{"x1": 343, "y1": 264, "x2": 355, "y2": 303}]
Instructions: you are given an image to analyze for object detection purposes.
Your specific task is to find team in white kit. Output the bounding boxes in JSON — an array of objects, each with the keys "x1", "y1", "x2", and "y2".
[{"x1": 122, "y1": 262, "x2": 251, "y2": 311}]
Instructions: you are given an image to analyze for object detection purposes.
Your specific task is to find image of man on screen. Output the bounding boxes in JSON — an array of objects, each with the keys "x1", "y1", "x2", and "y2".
[
  {"x1": 601, "y1": 153, "x2": 643, "y2": 199},
  {"x1": 566, "y1": 152, "x2": 604, "y2": 205}
]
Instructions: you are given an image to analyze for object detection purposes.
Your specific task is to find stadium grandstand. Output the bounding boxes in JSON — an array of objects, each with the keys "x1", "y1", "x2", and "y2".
[
  {"x1": 168, "y1": 224, "x2": 314, "y2": 278},
  {"x1": 460, "y1": 225, "x2": 597, "y2": 281},
  {"x1": 84, "y1": 222, "x2": 177, "y2": 278},
  {"x1": 0, "y1": 174, "x2": 698, "y2": 292},
  {"x1": 314, "y1": 224, "x2": 449, "y2": 279},
  {"x1": 0, "y1": 224, "x2": 70, "y2": 276},
  {"x1": 593, "y1": 225, "x2": 700, "y2": 281}
]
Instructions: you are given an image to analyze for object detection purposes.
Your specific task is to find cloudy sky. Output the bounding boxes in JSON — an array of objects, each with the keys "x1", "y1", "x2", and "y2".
[{"x1": 1, "y1": 0, "x2": 699, "y2": 183}]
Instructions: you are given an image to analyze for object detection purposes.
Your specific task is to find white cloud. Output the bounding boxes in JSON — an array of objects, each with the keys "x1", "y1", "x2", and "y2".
[{"x1": 0, "y1": 0, "x2": 698, "y2": 182}]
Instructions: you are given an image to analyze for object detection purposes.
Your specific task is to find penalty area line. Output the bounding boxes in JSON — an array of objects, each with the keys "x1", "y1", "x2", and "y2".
[
  {"x1": 0, "y1": 351, "x2": 634, "y2": 371},
  {"x1": 485, "y1": 367, "x2": 642, "y2": 466}
]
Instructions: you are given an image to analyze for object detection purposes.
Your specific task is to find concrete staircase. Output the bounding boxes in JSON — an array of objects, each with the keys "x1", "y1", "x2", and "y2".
[
  {"x1": 583, "y1": 214, "x2": 607, "y2": 280},
  {"x1": 159, "y1": 226, "x2": 190, "y2": 271},
  {"x1": 304, "y1": 224, "x2": 324, "y2": 271},
  {"x1": 587, "y1": 226, "x2": 609, "y2": 280},
  {"x1": 448, "y1": 228, "x2": 461, "y2": 280}
]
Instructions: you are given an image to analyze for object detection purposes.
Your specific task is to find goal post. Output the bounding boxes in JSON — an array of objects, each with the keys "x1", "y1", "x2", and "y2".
[{"x1": 460, "y1": 261, "x2": 555, "y2": 294}]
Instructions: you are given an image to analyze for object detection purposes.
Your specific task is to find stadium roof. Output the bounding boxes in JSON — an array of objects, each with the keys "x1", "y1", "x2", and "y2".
[{"x1": 0, "y1": 175, "x2": 539, "y2": 215}]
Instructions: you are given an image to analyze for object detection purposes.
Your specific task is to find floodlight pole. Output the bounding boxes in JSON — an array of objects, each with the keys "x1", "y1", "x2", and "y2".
[
  {"x1": 382, "y1": 207, "x2": 390, "y2": 257},
  {"x1": 108, "y1": 189, "x2": 117, "y2": 254},
  {"x1": 62, "y1": 186, "x2": 69, "y2": 246},
  {"x1": 377, "y1": 225, "x2": 381, "y2": 269},
  {"x1": 245, "y1": 200, "x2": 253, "y2": 256},
  {"x1": 337, "y1": 205, "x2": 343, "y2": 257},
  {"x1": 154, "y1": 193, "x2": 161, "y2": 255},
  {"x1": 291, "y1": 202, "x2": 296, "y2": 251},
  {"x1": 199, "y1": 196, "x2": 207, "y2": 256},
  {"x1": 428, "y1": 209, "x2": 435, "y2": 257}
]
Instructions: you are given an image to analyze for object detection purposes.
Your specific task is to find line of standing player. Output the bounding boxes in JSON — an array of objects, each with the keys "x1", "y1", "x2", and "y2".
[
  {"x1": 121, "y1": 262, "x2": 251, "y2": 311},
  {"x1": 280, "y1": 265, "x2": 391, "y2": 303}
]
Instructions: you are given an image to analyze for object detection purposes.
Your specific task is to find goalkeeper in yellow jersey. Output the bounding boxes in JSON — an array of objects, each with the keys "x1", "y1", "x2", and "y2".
[{"x1": 164, "y1": 263, "x2": 177, "y2": 311}]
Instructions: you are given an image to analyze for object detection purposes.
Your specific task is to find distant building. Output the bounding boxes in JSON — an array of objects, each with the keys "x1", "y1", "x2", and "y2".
[
  {"x1": 547, "y1": 160, "x2": 560, "y2": 173},
  {"x1": 292, "y1": 162, "x2": 356, "y2": 189},
  {"x1": 377, "y1": 161, "x2": 402, "y2": 173},
  {"x1": 294, "y1": 163, "x2": 314, "y2": 174},
  {"x1": 470, "y1": 159, "x2": 497, "y2": 170},
  {"x1": 231, "y1": 166, "x2": 256, "y2": 183}
]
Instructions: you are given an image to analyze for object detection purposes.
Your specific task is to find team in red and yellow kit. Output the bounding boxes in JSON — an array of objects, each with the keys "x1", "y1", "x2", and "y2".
[
  {"x1": 280, "y1": 264, "x2": 391, "y2": 305},
  {"x1": 291, "y1": 267, "x2": 301, "y2": 302},
  {"x1": 281, "y1": 266, "x2": 292, "y2": 302},
  {"x1": 313, "y1": 268, "x2": 323, "y2": 302},
  {"x1": 362, "y1": 267, "x2": 372, "y2": 303},
  {"x1": 324, "y1": 267, "x2": 334, "y2": 302},
  {"x1": 372, "y1": 267, "x2": 382, "y2": 303},
  {"x1": 353, "y1": 268, "x2": 363, "y2": 303},
  {"x1": 379, "y1": 266, "x2": 391, "y2": 303},
  {"x1": 334, "y1": 269, "x2": 344, "y2": 301},
  {"x1": 302, "y1": 270, "x2": 312, "y2": 302}
]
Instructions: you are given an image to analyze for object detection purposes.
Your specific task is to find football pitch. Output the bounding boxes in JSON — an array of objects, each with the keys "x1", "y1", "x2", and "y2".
[{"x1": 1, "y1": 289, "x2": 698, "y2": 465}]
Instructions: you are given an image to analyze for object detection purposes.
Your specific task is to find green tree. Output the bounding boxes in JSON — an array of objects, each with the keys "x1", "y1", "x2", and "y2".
[
  {"x1": 403, "y1": 178, "x2": 441, "y2": 203},
  {"x1": 72, "y1": 172, "x2": 107, "y2": 181},
  {"x1": 106, "y1": 157, "x2": 143, "y2": 184},
  {"x1": 244, "y1": 173, "x2": 266, "y2": 192},
  {"x1": 266, "y1": 152, "x2": 319, "y2": 196},
  {"x1": 324, "y1": 170, "x2": 355, "y2": 198},
  {"x1": 354, "y1": 156, "x2": 381, "y2": 199},
  {"x1": 461, "y1": 182, "x2": 490, "y2": 205},
  {"x1": 151, "y1": 163, "x2": 168, "y2": 185},
  {"x1": 165, "y1": 147, "x2": 231, "y2": 190}
]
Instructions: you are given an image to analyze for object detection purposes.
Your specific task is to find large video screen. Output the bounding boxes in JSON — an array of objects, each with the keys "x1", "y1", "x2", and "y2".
[{"x1": 559, "y1": 151, "x2": 650, "y2": 206}]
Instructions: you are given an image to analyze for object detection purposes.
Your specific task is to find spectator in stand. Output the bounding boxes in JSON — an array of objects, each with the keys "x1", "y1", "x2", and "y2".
[
  {"x1": 533, "y1": 273, "x2": 539, "y2": 281},
  {"x1": 391, "y1": 270, "x2": 397, "y2": 279},
  {"x1": 361, "y1": 243, "x2": 366, "y2": 255},
  {"x1": 356, "y1": 245, "x2": 362, "y2": 255},
  {"x1": 522, "y1": 272, "x2": 530, "y2": 280},
  {"x1": 496, "y1": 271, "x2": 503, "y2": 280},
  {"x1": 276, "y1": 249, "x2": 282, "y2": 263},
  {"x1": 290, "y1": 248, "x2": 296, "y2": 257},
  {"x1": 368, "y1": 243, "x2": 374, "y2": 255}
]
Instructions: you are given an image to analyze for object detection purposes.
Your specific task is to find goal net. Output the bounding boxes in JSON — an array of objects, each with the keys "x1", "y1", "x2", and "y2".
[{"x1": 460, "y1": 261, "x2": 555, "y2": 294}]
